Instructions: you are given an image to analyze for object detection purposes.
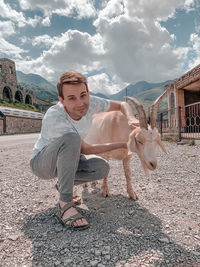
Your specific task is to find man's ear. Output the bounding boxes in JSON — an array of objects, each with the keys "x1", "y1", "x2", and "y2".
[{"x1": 58, "y1": 96, "x2": 64, "y2": 104}]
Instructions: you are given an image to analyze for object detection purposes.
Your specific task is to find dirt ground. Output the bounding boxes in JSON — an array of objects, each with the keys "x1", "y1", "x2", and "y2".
[{"x1": 0, "y1": 134, "x2": 200, "y2": 267}]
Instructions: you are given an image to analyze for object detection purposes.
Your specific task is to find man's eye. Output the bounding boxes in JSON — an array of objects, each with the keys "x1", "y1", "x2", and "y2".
[
  {"x1": 81, "y1": 94, "x2": 87, "y2": 98},
  {"x1": 68, "y1": 97, "x2": 75, "y2": 100}
]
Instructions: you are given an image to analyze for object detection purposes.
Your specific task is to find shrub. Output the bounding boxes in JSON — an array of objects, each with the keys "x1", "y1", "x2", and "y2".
[{"x1": 188, "y1": 139, "x2": 195, "y2": 146}]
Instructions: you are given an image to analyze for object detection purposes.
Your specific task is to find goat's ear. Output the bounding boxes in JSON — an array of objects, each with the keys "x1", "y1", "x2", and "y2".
[
  {"x1": 157, "y1": 136, "x2": 168, "y2": 154},
  {"x1": 140, "y1": 158, "x2": 151, "y2": 177},
  {"x1": 127, "y1": 132, "x2": 136, "y2": 155}
]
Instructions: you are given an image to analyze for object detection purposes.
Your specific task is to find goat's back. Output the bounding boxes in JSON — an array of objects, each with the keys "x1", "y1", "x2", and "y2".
[{"x1": 85, "y1": 111, "x2": 132, "y2": 160}]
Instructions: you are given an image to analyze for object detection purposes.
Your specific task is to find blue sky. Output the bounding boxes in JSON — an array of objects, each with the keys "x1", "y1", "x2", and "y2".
[{"x1": 0, "y1": 0, "x2": 199, "y2": 95}]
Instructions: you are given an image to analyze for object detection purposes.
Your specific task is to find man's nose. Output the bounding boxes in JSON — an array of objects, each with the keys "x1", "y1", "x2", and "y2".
[{"x1": 76, "y1": 98, "x2": 84, "y2": 106}]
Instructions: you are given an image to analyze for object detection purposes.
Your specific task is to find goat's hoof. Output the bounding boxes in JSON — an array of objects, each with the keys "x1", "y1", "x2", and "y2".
[
  {"x1": 91, "y1": 180, "x2": 98, "y2": 185},
  {"x1": 101, "y1": 189, "x2": 109, "y2": 198},
  {"x1": 129, "y1": 193, "x2": 138, "y2": 200},
  {"x1": 83, "y1": 183, "x2": 88, "y2": 188}
]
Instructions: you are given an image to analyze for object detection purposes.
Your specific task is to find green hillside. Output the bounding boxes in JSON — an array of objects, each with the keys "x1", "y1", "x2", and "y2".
[{"x1": 19, "y1": 82, "x2": 58, "y2": 101}]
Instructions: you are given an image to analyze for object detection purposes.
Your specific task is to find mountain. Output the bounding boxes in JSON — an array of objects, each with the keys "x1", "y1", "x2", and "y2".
[
  {"x1": 16, "y1": 71, "x2": 58, "y2": 101},
  {"x1": 109, "y1": 80, "x2": 172, "y2": 101},
  {"x1": 16, "y1": 71, "x2": 172, "y2": 114},
  {"x1": 109, "y1": 80, "x2": 173, "y2": 114},
  {"x1": 17, "y1": 71, "x2": 57, "y2": 92}
]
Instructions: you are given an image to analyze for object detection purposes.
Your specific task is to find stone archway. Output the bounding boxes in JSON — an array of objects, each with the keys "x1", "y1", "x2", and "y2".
[
  {"x1": 15, "y1": 90, "x2": 23, "y2": 103},
  {"x1": 3, "y1": 86, "x2": 13, "y2": 101},
  {"x1": 25, "y1": 94, "x2": 32, "y2": 104}
]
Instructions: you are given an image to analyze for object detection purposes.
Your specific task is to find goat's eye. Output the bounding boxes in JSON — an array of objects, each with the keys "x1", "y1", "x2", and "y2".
[{"x1": 137, "y1": 140, "x2": 143, "y2": 145}]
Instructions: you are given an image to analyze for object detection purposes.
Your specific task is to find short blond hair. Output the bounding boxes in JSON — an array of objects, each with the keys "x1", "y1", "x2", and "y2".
[{"x1": 57, "y1": 71, "x2": 88, "y2": 98}]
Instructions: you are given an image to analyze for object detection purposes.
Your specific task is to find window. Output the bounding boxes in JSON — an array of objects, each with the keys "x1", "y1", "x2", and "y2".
[{"x1": 9, "y1": 66, "x2": 13, "y2": 74}]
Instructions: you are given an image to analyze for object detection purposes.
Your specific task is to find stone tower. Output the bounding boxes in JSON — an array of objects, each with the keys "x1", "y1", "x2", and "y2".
[
  {"x1": 0, "y1": 58, "x2": 18, "y2": 102},
  {"x1": 0, "y1": 58, "x2": 36, "y2": 104}
]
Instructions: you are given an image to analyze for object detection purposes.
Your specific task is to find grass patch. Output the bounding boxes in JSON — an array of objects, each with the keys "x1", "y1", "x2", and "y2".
[
  {"x1": 188, "y1": 139, "x2": 195, "y2": 146},
  {"x1": 162, "y1": 133, "x2": 179, "y2": 142},
  {"x1": 0, "y1": 99, "x2": 39, "y2": 112}
]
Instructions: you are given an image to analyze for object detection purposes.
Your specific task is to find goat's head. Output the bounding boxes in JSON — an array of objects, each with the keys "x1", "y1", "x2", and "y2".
[{"x1": 126, "y1": 91, "x2": 167, "y2": 176}]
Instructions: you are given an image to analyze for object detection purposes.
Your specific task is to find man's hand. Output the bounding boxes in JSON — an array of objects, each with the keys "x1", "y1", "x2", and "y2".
[
  {"x1": 127, "y1": 115, "x2": 140, "y2": 129},
  {"x1": 81, "y1": 139, "x2": 127, "y2": 155}
]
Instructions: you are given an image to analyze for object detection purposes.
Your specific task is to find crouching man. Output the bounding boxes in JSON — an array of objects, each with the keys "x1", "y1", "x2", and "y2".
[{"x1": 30, "y1": 71, "x2": 139, "y2": 230}]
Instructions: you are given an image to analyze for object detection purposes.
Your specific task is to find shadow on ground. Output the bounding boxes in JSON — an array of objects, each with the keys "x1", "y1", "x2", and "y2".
[{"x1": 22, "y1": 187, "x2": 200, "y2": 267}]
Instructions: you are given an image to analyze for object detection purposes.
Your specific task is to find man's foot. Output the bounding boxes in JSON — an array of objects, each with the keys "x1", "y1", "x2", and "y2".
[
  {"x1": 56, "y1": 201, "x2": 89, "y2": 230},
  {"x1": 55, "y1": 182, "x2": 81, "y2": 205}
]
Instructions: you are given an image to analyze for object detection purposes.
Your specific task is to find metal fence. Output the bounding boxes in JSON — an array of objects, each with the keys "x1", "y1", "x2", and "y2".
[{"x1": 157, "y1": 101, "x2": 200, "y2": 140}]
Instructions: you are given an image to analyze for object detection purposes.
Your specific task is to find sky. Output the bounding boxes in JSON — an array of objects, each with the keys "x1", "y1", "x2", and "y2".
[{"x1": 0, "y1": 0, "x2": 200, "y2": 95}]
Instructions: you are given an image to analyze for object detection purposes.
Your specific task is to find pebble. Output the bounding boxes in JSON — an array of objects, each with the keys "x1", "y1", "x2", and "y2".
[
  {"x1": 1, "y1": 141, "x2": 200, "y2": 267},
  {"x1": 159, "y1": 237, "x2": 170, "y2": 243},
  {"x1": 90, "y1": 260, "x2": 98, "y2": 266}
]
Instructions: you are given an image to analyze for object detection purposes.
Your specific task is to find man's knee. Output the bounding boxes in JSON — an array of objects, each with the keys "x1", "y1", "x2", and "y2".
[
  {"x1": 96, "y1": 158, "x2": 110, "y2": 179},
  {"x1": 61, "y1": 132, "x2": 81, "y2": 149}
]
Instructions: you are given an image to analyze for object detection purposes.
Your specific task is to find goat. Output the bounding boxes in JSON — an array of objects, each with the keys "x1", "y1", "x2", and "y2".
[{"x1": 84, "y1": 91, "x2": 167, "y2": 200}]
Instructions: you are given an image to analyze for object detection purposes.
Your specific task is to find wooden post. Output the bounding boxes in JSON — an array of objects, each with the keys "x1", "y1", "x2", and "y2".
[
  {"x1": 178, "y1": 106, "x2": 182, "y2": 142},
  {"x1": 160, "y1": 113, "x2": 163, "y2": 137}
]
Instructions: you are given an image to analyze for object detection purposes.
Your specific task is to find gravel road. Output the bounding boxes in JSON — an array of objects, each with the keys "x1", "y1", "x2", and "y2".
[{"x1": 0, "y1": 134, "x2": 200, "y2": 267}]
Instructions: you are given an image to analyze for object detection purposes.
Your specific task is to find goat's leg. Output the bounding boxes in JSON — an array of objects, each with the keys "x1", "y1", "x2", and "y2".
[
  {"x1": 100, "y1": 156, "x2": 109, "y2": 197},
  {"x1": 101, "y1": 176, "x2": 109, "y2": 197},
  {"x1": 123, "y1": 156, "x2": 138, "y2": 200}
]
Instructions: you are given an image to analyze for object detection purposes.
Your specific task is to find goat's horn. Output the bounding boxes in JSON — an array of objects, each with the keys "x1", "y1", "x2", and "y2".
[
  {"x1": 150, "y1": 90, "x2": 168, "y2": 129},
  {"x1": 125, "y1": 96, "x2": 148, "y2": 129}
]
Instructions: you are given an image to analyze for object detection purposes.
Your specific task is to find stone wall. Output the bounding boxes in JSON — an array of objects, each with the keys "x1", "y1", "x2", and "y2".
[
  {"x1": 0, "y1": 116, "x2": 42, "y2": 134},
  {"x1": 0, "y1": 118, "x2": 3, "y2": 134}
]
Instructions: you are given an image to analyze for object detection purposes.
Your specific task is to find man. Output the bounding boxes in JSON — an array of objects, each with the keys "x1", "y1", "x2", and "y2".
[{"x1": 30, "y1": 71, "x2": 139, "y2": 230}]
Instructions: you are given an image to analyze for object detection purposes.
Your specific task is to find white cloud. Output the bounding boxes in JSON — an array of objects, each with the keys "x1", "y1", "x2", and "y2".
[
  {"x1": 0, "y1": 21, "x2": 15, "y2": 37},
  {"x1": 0, "y1": 38, "x2": 26, "y2": 59},
  {"x1": 42, "y1": 16, "x2": 51, "y2": 27},
  {"x1": 126, "y1": 0, "x2": 188, "y2": 21},
  {"x1": 32, "y1": 35, "x2": 55, "y2": 48},
  {"x1": 0, "y1": 0, "x2": 41, "y2": 27},
  {"x1": 15, "y1": 30, "x2": 105, "y2": 82},
  {"x1": 188, "y1": 33, "x2": 200, "y2": 68},
  {"x1": 88, "y1": 73, "x2": 126, "y2": 95},
  {"x1": 19, "y1": 0, "x2": 96, "y2": 20},
  {"x1": 92, "y1": 0, "x2": 192, "y2": 84}
]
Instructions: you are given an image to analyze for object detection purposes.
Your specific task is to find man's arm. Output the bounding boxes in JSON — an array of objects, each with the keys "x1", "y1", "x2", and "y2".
[
  {"x1": 107, "y1": 100, "x2": 140, "y2": 128},
  {"x1": 81, "y1": 139, "x2": 127, "y2": 155}
]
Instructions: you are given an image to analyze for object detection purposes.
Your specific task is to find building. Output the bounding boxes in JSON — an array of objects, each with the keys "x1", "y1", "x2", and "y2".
[
  {"x1": 165, "y1": 65, "x2": 200, "y2": 137},
  {"x1": 0, "y1": 58, "x2": 38, "y2": 105}
]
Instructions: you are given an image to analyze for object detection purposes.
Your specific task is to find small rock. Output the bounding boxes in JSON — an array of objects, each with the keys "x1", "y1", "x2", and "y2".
[
  {"x1": 128, "y1": 210, "x2": 134, "y2": 215},
  {"x1": 90, "y1": 260, "x2": 98, "y2": 267},
  {"x1": 159, "y1": 237, "x2": 170, "y2": 243},
  {"x1": 105, "y1": 255, "x2": 111, "y2": 261},
  {"x1": 8, "y1": 234, "x2": 20, "y2": 241},
  {"x1": 63, "y1": 259, "x2": 73, "y2": 266},
  {"x1": 95, "y1": 249, "x2": 101, "y2": 256},
  {"x1": 193, "y1": 251, "x2": 200, "y2": 256}
]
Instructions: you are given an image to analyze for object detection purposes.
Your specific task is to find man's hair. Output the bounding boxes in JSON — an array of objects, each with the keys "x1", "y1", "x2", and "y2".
[{"x1": 57, "y1": 71, "x2": 88, "y2": 98}]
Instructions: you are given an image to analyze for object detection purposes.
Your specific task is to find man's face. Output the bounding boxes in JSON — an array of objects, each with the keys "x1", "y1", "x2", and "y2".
[{"x1": 59, "y1": 83, "x2": 90, "y2": 120}]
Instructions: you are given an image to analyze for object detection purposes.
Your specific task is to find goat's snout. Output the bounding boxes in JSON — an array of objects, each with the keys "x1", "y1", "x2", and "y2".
[{"x1": 149, "y1": 160, "x2": 157, "y2": 170}]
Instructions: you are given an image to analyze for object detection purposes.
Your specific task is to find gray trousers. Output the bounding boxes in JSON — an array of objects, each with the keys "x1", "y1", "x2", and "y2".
[{"x1": 30, "y1": 132, "x2": 110, "y2": 202}]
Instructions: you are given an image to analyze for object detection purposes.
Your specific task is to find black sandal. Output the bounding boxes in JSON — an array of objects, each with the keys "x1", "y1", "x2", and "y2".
[{"x1": 56, "y1": 202, "x2": 90, "y2": 231}]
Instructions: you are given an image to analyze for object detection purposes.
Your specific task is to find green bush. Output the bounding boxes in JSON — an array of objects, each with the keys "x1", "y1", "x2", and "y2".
[{"x1": 188, "y1": 139, "x2": 195, "y2": 146}]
